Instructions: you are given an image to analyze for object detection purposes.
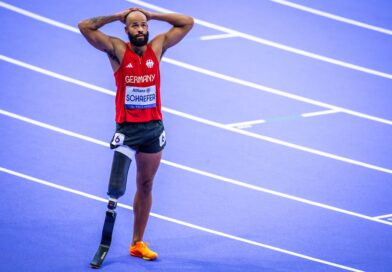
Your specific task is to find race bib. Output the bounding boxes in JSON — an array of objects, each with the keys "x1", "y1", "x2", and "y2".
[
  {"x1": 125, "y1": 85, "x2": 156, "y2": 109},
  {"x1": 159, "y1": 130, "x2": 166, "y2": 147},
  {"x1": 111, "y1": 133, "x2": 125, "y2": 146}
]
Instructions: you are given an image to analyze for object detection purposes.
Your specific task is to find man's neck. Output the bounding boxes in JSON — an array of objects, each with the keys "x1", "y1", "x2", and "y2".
[{"x1": 131, "y1": 44, "x2": 146, "y2": 56}]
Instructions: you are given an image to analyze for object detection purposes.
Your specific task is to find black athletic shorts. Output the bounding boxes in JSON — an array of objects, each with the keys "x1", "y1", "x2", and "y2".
[{"x1": 110, "y1": 120, "x2": 166, "y2": 153}]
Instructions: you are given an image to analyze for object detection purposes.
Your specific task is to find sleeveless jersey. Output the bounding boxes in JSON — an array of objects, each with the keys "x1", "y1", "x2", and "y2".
[{"x1": 114, "y1": 43, "x2": 162, "y2": 123}]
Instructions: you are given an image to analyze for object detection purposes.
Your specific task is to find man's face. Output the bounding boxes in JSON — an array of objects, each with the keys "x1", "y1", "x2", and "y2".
[{"x1": 125, "y1": 11, "x2": 149, "y2": 46}]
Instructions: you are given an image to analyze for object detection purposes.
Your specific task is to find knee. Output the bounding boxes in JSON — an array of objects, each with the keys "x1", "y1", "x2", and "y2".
[{"x1": 137, "y1": 178, "x2": 154, "y2": 196}]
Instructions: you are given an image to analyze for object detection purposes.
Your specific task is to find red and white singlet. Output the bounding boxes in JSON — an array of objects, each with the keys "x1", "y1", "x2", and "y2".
[{"x1": 114, "y1": 43, "x2": 162, "y2": 123}]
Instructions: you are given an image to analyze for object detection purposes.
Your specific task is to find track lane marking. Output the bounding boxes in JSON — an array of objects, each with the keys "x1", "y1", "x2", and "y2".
[
  {"x1": 1, "y1": 108, "x2": 391, "y2": 227},
  {"x1": 1, "y1": 55, "x2": 392, "y2": 174},
  {"x1": 302, "y1": 109, "x2": 341, "y2": 118},
  {"x1": 1, "y1": 2, "x2": 392, "y2": 125},
  {"x1": 226, "y1": 119, "x2": 266, "y2": 129},
  {"x1": 225, "y1": 109, "x2": 340, "y2": 129},
  {"x1": 200, "y1": 33, "x2": 238, "y2": 40},
  {"x1": 124, "y1": 0, "x2": 392, "y2": 79},
  {"x1": 373, "y1": 213, "x2": 392, "y2": 220},
  {"x1": 0, "y1": 166, "x2": 365, "y2": 272},
  {"x1": 269, "y1": 0, "x2": 392, "y2": 35}
]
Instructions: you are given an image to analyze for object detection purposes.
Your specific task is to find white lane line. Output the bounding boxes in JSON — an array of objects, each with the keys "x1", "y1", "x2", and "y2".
[
  {"x1": 302, "y1": 109, "x2": 340, "y2": 118},
  {"x1": 124, "y1": 0, "x2": 392, "y2": 80},
  {"x1": 269, "y1": 0, "x2": 392, "y2": 36},
  {"x1": 0, "y1": 167, "x2": 365, "y2": 272},
  {"x1": 226, "y1": 109, "x2": 340, "y2": 128},
  {"x1": 2, "y1": 0, "x2": 390, "y2": 80},
  {"x1": 0, "y1": 109, "x2": 109, "y2": 147},
  {"x1": 0, "y1": 1, "x2": 80, "y2": 34},
  {"x1": 166, "y1": 107, "x2": 392, "y2": 175},
  {"x1": 373, "y1": 213, "x2": 392, "y2": 220},
  {"x1": 162, "y1": 160, "x2": 392, "y2": 227},
  {"x1": 200, "y1": 33, "x2": 238, "y2": 40},
  {"x1": 162, "y1": 58, "x2": 392, "y2": 126},
  {"x1": 226, "y1": 119, "x2": 266, "y2": 129},
  {"x1": 0, "y1": 56, "x2": 114, "y2": 96},
  {"x1": 1, "y1": 4, "x2": 391, "y2": 126},
  {"x1": 1, "y1": 108, "x2": 392, "y2": 227},
  {"x1": 2, "y1": 55, "x2": 392, "y2": 175}
]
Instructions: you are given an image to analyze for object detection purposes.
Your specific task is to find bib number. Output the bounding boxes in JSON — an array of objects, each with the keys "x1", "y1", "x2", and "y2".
[
  {"x1": 125, "y1": 85, "x2": 156, "y2": 109},
  {"x1": 111, "y1": 133, "x2": 125, "y2": 146},
  {"x1": 159, "y1": 131, "x2": 166, "y2": 147}
]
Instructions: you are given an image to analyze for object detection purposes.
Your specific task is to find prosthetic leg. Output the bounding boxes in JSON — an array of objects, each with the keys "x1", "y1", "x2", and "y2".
[
  {"x1": 90, "y1": 198, "x2": 118, "y2": 268},
  {"x1": 90, "y1": 148, "x2": 134, "y2": 268}
]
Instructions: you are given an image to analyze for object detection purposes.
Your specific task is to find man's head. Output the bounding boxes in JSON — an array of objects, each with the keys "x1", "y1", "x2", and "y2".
[{"x1": 125, "y1": 11, "x2": 149, "y2": 46}]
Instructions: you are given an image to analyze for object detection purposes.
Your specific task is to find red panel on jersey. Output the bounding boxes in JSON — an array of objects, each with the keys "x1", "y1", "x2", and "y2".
[{"x1": 114, "y1": 44, "x2": 162, "y2": 123}]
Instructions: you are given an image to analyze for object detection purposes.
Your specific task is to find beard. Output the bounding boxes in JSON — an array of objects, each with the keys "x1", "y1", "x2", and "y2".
[{"x1": 128, "y1": 31, "x2": 149, "y2": 46}]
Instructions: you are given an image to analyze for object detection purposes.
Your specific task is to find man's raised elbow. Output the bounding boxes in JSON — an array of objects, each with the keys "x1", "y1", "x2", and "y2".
[
  {"x1": 187, "y1": 16, "x2": 194, "y2": 26},
  {"x1": 182, "y1": 16, "x2": 194, "y2": 31},
  {"x1": 78, "y1": 20, "x2": 90, "y2": 33},
  {"x1": 78, "y1": 21, "x2": 84, "y2": 31}
]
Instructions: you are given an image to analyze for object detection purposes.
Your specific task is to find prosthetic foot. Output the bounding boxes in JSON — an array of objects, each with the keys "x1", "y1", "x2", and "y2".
[{"x1": 90, "y1": 199, "x2": 117, "y2": 268}]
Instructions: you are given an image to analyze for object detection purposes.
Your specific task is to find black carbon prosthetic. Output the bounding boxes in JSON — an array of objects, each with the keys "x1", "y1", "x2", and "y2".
[
  {"x1": 90, "y1": 199, "x2": 118, "y2": 269},
  {"x1": 91, "y1": 150, "x2": 131, "y2": 268},
  {"x1": 107, "y1": 151, "x2": 131, "y2": 198}
]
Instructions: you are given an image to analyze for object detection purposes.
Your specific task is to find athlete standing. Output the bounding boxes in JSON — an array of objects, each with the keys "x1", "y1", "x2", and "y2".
[{"x1": 78, "y1": 8, "x2": 193, "y2": 267}]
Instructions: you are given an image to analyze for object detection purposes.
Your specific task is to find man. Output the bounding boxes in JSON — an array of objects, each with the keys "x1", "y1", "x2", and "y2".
[{"x1": 78, "y1": 8, "x2": 193, "y2": 267}]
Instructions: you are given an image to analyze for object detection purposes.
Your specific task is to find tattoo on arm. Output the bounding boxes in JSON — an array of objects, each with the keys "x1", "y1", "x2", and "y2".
[
  {"x1": 90, "y1": 16, "x2": 106, "y2": 24},
  {"x1": 85, "y1": 15, "x2": 119, "y2": 30}
]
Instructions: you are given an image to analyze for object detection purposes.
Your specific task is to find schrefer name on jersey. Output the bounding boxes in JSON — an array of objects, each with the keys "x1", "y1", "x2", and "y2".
[{"x1": 114, "y1": 43, "x2": 162, "y2": 123}]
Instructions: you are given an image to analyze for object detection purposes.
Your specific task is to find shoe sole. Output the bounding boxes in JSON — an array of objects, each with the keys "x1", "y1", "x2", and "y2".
[{"x1": 130, "y1": 251, "x2": 157, "y2": 261}]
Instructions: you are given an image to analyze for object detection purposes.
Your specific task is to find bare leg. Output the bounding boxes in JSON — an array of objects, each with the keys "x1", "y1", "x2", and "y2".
[{"x1": 132, "y1": 151, "x2": 162, "y2": 245}]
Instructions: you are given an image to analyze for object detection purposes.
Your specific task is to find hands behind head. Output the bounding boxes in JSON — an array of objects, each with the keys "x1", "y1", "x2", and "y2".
[{"x1": 120, "y1": 8, "x2": 152, "y2": 24}]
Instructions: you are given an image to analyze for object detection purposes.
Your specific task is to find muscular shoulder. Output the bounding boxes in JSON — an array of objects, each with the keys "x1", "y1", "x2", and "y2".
[
  {"x1": 110, "y1": 37, "x2": 127, "y2": 53},
  {"x1": 149, "y1": 34, "x2": 166, "y2": 61},
  {"x1": 110, "y1": 36, "x2": 126, "y2": 48},
  {"x1": 108, "y1": 36, "x2": 127, "y2": 62}
]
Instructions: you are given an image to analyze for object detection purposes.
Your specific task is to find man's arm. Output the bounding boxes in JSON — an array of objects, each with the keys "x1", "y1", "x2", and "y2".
[
  {"x1": 78, "y1": 10, "x2": 130, "y2": 60},
  {"x1": 140, "y1": 10, "x2": 194, "y2": 59}
]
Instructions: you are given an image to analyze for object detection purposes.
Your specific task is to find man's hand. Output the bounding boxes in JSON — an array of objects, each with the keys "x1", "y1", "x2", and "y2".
[
  {"x1": 119, "y1": 8, "x2": 153, "y2": 24},
  {"x1": 118, "y1": 8, "x2": 136, "y2": 24},
  {"x1": 133, "y1": 8, "x2": 153, "y2": 21}
]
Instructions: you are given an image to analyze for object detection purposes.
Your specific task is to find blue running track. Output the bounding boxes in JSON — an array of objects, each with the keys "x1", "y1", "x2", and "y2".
[{"x1": 1, "y1": 0, "x2": 391, "y2": 271}]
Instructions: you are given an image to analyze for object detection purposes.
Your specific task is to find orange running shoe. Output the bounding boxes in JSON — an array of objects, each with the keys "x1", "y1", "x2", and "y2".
[{"x1": 130, "y1": 241, "x2": 158, "y2": 261}]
